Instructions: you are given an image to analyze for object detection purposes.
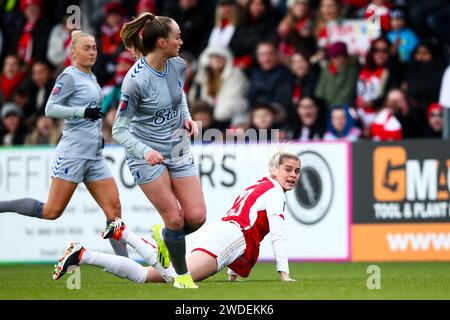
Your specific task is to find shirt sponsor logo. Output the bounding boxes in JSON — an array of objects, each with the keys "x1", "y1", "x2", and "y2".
[{"x1": 154, "y1": 107, "x2": 180, "y2": 125}]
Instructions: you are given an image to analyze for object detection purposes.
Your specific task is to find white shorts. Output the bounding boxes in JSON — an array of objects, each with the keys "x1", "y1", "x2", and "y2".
[{"x1": 187, "y1": 221, "x2": 246, "y2": 272}]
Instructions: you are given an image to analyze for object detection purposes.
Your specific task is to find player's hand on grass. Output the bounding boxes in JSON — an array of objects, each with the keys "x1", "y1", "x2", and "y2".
[
  {"x1": 145, "y1": 150, "x2": 165, "y2": 166},
  {"x1": 228, "y1": 274, "x2": 243, "y2": 282},
  {"x1": 280, "y1": 272, "x2": 296, "y2": 282},
  {"x1": 184, "y1": 119, "x2": 199, "y2": 137}
]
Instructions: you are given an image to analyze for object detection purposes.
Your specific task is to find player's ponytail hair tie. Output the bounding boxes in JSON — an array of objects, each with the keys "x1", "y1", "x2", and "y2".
[
  {"x1": 268, "y1": 143, "x2": 300, "y2": 172},
  {"x1": 121, "y1": 12, "x2": 174, "y2": 57}
]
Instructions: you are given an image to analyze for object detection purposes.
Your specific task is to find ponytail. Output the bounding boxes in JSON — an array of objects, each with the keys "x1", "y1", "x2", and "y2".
[
  {"x1": 120, "y1": 12, "x2": 174, "y2": 57},
  {"x1": 120, "y1": 12, "x2": 155, "y2": 57}
]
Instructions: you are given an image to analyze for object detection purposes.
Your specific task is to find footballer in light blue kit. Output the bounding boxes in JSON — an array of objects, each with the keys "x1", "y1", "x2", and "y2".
[
  {"x1": 112, "y1": 13, "x2": 206, "y2": 289},
  {"x1": 0, "y1": 31, "x2": 128, "y2": 258},
  {"x1": 46, "y1": 66, "x2": 111, "y2": 182},
  {"x1": 113, "y1": 55, "x2": 196, "y2": 184}
]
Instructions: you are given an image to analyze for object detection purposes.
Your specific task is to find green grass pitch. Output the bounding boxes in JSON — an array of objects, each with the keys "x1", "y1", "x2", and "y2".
[{"x1": 0, "y1": 262, "x2": 449, "y2": 300}]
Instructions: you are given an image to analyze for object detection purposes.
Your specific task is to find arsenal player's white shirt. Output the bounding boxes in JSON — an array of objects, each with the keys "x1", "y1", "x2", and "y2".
[{"x1": 222, "y1": 177, "x2": 289, "y2": 277}]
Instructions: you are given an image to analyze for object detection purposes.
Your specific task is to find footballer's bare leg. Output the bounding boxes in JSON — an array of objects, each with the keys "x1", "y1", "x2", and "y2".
[{"x1": 146, "y1": 250, "x2": 217, "y2": 283}]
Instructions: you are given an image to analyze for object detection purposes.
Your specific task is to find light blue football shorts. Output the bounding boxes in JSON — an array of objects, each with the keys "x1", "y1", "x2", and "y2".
[
  {"x1": 51, "y1": 155, "x2": 113, "y2": 183},
  {"x1": 126, "y1": 156, "x2": 198, "y2": 185}
]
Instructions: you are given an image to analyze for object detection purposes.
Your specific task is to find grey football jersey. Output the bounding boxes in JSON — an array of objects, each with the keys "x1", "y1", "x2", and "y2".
[
  {"x1": 46, "y1": 67, "x2": 104, "y2": 159},
  {"x1": 113, "y1": 57, "x2": 191, "y2": 161}
]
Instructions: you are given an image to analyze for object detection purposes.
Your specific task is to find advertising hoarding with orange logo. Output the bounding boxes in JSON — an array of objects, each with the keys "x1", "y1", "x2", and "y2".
[{"x1": 352, "y1": 140, "x2": 450, "y2": 261}]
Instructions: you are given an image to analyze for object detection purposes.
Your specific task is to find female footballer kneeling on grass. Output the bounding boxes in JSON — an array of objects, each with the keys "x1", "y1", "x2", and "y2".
[
  {"x1": 0, "y1": 30, "x2": 128, "y2": 257},
  {"x1": 52, "y1": 151, "x2": 300, "y2": 285}
]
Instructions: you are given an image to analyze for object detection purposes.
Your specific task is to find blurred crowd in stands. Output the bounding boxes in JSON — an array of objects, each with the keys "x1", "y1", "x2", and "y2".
[{"x1": 1, "y1": 0, "x2": 450, "y2": 146}]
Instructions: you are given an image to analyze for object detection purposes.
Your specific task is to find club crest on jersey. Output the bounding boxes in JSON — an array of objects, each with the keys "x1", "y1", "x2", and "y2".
[
  {"x1": 119, "y1": 94, "x2": 129, "y2": 112},
  {"x1": 52, "y1": 82, "x2": 63, "y2": 95}
]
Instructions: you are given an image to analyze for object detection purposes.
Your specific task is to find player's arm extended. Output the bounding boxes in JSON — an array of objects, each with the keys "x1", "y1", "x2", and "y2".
[
  {"x1": 45, "y1": 73, "x2": 85, "y2": 120},
  {"x1": 112, "y1": 116, "x2": 152, "y2": 160},
  {"x1": 268, "y1": 214, "x2": 295, "y2": 282},
  {"x1": 46, "y1": 103, "x2": 85, "y2": 120}
]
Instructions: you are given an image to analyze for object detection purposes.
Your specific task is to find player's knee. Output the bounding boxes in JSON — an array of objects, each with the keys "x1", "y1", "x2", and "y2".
[
  {"x1": 168, "y1": 217, "x2": 184, "y2": 230},
  {"x1": 43, "y1": 206, "x2": 64, "y2": 220},
  {"x1": 187, "y1": 204, "x2": 207, "y2": 226}
]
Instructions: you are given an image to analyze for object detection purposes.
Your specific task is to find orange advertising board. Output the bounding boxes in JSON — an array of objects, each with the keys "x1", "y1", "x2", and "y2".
[{"x1": 352, "y1": 223, "x2": 450, "y2": 261}]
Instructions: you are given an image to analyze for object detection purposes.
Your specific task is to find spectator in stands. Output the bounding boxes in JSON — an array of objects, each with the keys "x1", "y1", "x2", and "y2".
[
  {"x1": 314, "y1": 0, "x2": 342, "y2": 49},
  {"x1": 356, "y1": 37, "x2": 402, "y2": 127},
  {"x1": 363, "y1": 0, "x2": 391, "y2": 32},
  {"x1": 386, "y1": 7, "x2": 419, "y2": 62},
  {"x1": 289, "y1": 95, "x2": 327, "y2": 141},
  {"x1": 289, "y1": 50, "x2": 320, "y2": 108},
  {"x1": 135, "y1": 0, "x2": 157, "y2": 15},
  {"x1": 24, "y1": 115, "x2": 60, "y2": 145},
  {"x1": 406, "y1": 0, "x2": 447, "y2": 40},
  {"x1": 323, "y1": 104, "x2": 361, "y2": 141},
  {"x1": 247, "y1": 40, "x2": 292, "y2": 123},
  {"x1": 385, "y1": 88, "x2": 427, "y2": 138},
  {"x1": 10, "y1": 84, "x2": 28, "y2": 114},
  {"x1": 0, "y1": 54, "x2": 26, "y2": 102},
  {"x1": 190, "y1": 100, "x2": 224, "y2": 143},
  {"x1": 403, "y1": 41, "x2": 446, "y2": 110},
  {"x1": 101, "y1": 50, "x2": 135, "y2": 113},
  {"x1": 229, "y1": 0, "x2": 278, "y2": 69},
  {"x1": 424, "y1": 102, "x2": 443, "y2": 138},
  {"x1": 315, "y1": 41, "x2": 359, "y2": 107},
  {"x1": 277, "y1": 0, "x2": 316, "y2": 65},
  {"x1": 174, "y1": 0, "x2": 215, "y2": 58},
  {"x1": 9, "y1": 0, "x2": 51, "y2": 66},
  {"x1": 94, "y1": 2, "x2": 127, "y2": 86},
  {"x1": 0, "y1": 102, "x2": 27, "y2": 145},
  {"x1": 179, "y1": 51, "x2": 197, "y2": 93},
  {"x1": 208, "y1": 0, "x2": 239, "y2": 48},
  {"x1": 24, "y1": 60, "x2": 54, "y2": 120},
  {"x1": 370, "y1": 106, "x2": 402, "y2": 141},
  {"x1": 249, "y1": 102, "x2": 281, "y2": 142},
  {"x1": 46, "y1": 15, "x2": 72, "y2": 72},
  {"x1": 189, "y1": 45, "x2": 249, "y2": 128}
]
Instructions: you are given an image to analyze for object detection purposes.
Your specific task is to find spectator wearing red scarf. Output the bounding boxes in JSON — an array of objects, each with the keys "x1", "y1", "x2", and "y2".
[
  {"x1": 277, "y1": 0, "x2": 316, "y2": 66},
  {"x1": 0, "y1": 54, "x2": 26, "y2": 102},
  {"x1": 9, "y1": 0, "x2": 50, "y2": 66},
  {"x1": 94, "y1": 2, "x2": 127, "y2": 86},
  {"x1": 208, "y1": 0, "x2": 239, "y2": 49}
]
